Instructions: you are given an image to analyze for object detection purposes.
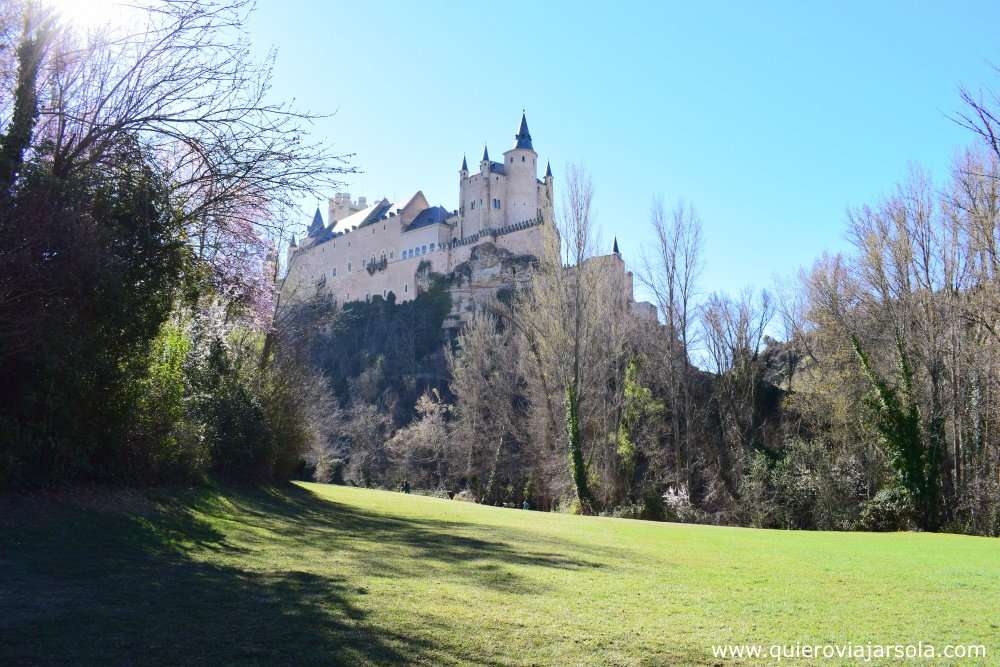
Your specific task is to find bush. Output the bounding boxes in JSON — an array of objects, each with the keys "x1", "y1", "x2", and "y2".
[
  {"x1": 453, "y1": 489, "x2": 477, "y2": 503},
  {"x1": 661, "y1": 489, "x2": 712, "y2": 524},
  {"x1": 129, "y1": 321, "x2": 208, "y2": 484},
  {"x1": 855, "y1": 487, "x2": 915, "y2": 532},
  {"x1": 556, "y1": 496, "x2": 583, "y2": 515},
  {"x1": 604, "y1": 490, "x2": 665, "y2": 522},
  {"x1": 314, "y1": 455, "x2": 346, "y2": 485},
  {"x1": 204, "y1": 376, "x2": 275, "y2": 482},
  {"x1": 739, "y1": 451, "x2": 778, "y2": 528}
]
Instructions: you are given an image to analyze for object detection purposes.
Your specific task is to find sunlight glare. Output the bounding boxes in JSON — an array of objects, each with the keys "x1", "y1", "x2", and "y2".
[{"x1": 46, "y1": 0, "x2": 127, "y2": 31}]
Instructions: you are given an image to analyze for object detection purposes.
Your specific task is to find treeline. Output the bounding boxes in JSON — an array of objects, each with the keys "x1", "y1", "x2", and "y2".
[{"x1": 0, "y1": 1, "x2": 344, "y2": 488}]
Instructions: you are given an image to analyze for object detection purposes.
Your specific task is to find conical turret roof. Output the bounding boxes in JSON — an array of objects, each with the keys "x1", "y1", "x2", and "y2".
[
  {"x1": 307, "y1": 207, "x2": 325, "y2": 236},
  {"x1": 514, "y1": 112, "x2": 533, "y2": 150}
]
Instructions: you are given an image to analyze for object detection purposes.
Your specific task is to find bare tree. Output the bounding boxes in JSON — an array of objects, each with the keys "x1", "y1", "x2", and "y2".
[
  {"x1": 639, "y1": 199, "x2": 702, "y2": 494},
  {"x1": 700, "y1": 288, "x2": 774, "y2": 494},
  {"x1": 30, "y1": 0, "x2": 354, "y2": 271},
  {"x1": 505, "y1": 165, "x2": 633, "y2": 513},
  {"x1": 448, "y1": 309, "x2": 525, "y2": 500}
]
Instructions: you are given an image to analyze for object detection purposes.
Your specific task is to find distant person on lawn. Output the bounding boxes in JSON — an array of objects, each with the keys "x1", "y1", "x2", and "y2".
[{"x1": 522, "y1": 500, "x2": 530, "y2": 510}]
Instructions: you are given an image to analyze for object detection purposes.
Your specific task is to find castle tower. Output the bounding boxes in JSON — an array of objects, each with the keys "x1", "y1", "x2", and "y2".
[
  {"x1": 543, "y1": 160, "x2": 554, "y2": 223},
  {"x1": 502, "y1": 112, "x2": 538, "y2": 224},
  {"x1": 458, "y1": 155, "x2": 469, "y2": 237},
  {"x1": 479, "y1": 144, "x2": 493, "y2": 232}
]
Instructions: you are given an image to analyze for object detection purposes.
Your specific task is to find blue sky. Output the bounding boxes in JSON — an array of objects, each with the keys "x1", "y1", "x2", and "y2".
[{"x1": 248, "y1": 0, "x2": 1000, "y2": 298}]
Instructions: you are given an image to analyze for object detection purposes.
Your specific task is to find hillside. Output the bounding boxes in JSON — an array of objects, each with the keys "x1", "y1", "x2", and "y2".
[{"x1": 3, "y1": 484, "x2": 997, "y2": 665}]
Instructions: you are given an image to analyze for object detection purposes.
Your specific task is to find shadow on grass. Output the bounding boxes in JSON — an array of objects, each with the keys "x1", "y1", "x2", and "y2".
[
  {"x1": 213, "y1": 484, "x2": 608, "y2": 591},
  {"x1": 1, "y1": 483, "x2": 605, "y2": 666}
]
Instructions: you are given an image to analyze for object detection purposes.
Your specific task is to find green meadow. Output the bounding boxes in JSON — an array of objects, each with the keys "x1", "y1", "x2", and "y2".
[{"x1": 3, "y1": 482, "x2": 997, "y2": 665}]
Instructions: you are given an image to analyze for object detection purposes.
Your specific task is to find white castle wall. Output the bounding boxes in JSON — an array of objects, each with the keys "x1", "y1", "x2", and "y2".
[
  {"x1": 280, "y1": 114, "x2": 650, "y2": 319},
  {"x1": 283, "y1": 211, "x2": 551, "y2": 307}
]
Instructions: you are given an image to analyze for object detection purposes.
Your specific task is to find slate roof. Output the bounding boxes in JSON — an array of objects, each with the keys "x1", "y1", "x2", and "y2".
[
  {"x1": 406, "y1": 205, "x2": 452, "y2": 231},
  {"x1": 514, "y1": 112, "x2": 533, "y2": 150},
  {"x1": 307, "y1": 207, "x2": 325, "y2": 236}
]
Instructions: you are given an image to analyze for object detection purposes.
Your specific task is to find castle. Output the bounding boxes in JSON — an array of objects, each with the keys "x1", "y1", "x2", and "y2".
[{"x1": 281, "y1": 114, "x2": 656, "y2": 321}]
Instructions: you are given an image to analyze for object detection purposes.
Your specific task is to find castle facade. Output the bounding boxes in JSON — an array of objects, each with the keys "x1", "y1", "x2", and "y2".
[{"x1": 281, "y1": 114, "x2": 655, "y2": 321}]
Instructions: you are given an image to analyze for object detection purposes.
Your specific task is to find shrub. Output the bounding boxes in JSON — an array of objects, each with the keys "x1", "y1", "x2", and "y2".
[
  {"x1": 129, "y1": 321, "x2": 208, "y2": 484},
  {"x1": 855, "y1": 487, "x2": 915, "y2": 532},
  {"x1": 739, "y1": 451, "x2": 778, "y2": 528},
  {"x1": 453, "y1": 489, "x2": 477, "y2": 503},
  {"x1": 314, "y1": 454, "x2": 346, "y2": 485},
  {"x1": 604, "y1": 490, "x2": 665, "y2": 521},
  {"x1": 661, "y1": 490, "x2": 712, "y2": 524}
]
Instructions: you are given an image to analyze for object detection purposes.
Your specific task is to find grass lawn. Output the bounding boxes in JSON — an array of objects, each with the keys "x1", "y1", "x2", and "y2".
[{"x1": 2, "y1": 482, "x2": 998, "y2": 666}]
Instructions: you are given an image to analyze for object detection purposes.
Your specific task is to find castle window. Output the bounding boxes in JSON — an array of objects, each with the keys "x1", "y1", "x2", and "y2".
[
  {"x1": 390, "y1": 250, "x2": 394, "y2": 259},
  {"x1": 347, "y1": 262, "x2": 351, "y2": 272},
  {"x1": 404, "y1": 284, "x2": 408, "y2": 293},
  {"x1": 332, "y1": 268, "x2": 337, "y2": 277},
  {"x1": 470, "y1": 201, "x2": 475, "y2": 210},
  {"x1": 421, "y1": 245, "x2": 427, "y2": 254},
  {"x1": 521, "y1": 156, "x2": 525, "y2": 162},
  {"x1": 493, "y1": 199, "x2": 501, "y2": 209}
]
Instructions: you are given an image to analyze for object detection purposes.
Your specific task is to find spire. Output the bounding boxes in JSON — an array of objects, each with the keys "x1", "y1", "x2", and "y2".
[
  {"x1": 514, "y1": 111, "x2": 533, "y2": 150},
  {"x1": 545, "y1": 161, "x2": 552, "y2": 178},
  {"x1": 461, "y1": 155, "x2": 468, "y2": 172},
  {"x1": 613, "y1": 237, "x2": 620, "y2": 255},
  {"x1": 308, "y1": 207, "x2": 324, "y2": 236},
  {"x1": 481, "y1": 144, "x2": 489, "y2": 162}
]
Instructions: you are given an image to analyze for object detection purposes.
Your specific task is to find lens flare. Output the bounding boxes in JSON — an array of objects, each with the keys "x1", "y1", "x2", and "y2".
[{"x1": 46, "y1": 0, "x2": 124, "y2": 30}]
